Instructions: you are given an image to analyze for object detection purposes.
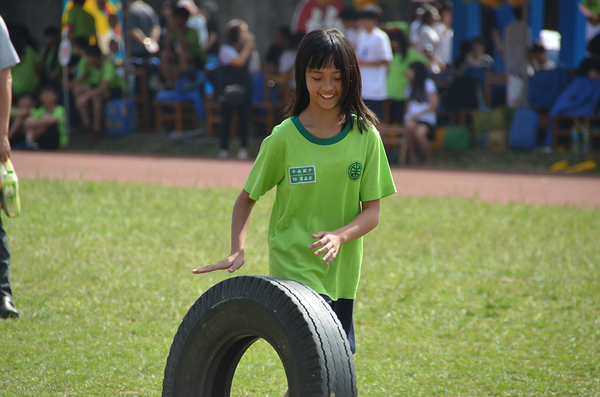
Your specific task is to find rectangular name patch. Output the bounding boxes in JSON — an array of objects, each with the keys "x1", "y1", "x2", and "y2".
[{"x1": 289, "y1": 165, "x2": 316, "y2": 185}]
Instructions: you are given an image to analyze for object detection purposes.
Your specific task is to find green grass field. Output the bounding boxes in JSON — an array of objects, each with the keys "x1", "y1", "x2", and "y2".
[{"x1": 1, "y1": 178, "x2": 599, "y2": 396}]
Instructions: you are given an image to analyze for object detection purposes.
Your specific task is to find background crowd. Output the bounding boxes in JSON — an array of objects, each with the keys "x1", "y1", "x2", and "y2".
[{"x1": 4, "y1": 0, "x2": 600, "y2": 162}]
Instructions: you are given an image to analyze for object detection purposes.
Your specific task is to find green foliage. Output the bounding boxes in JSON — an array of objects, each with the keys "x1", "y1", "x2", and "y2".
[{"x1": 1, "y1": 179, "x2": 599, "y2": 396}]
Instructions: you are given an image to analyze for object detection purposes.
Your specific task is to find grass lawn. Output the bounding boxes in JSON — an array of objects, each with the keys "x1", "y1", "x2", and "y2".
[{"x1": 1, "y1": 179, "x2": 599, "y2": 396}]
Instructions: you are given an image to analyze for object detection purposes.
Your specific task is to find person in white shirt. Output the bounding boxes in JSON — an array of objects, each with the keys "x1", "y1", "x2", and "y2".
[
  {"x1": 409, "y1": 7, "x2": 424, "y2": 49},
  {"x1": 355, "y1": 5, "x2": 392, "y2": 120},
  {"x1": 529, "y1": 42, "x2": 557, "y2": 73},
  {"x1": 433, "y1": 4, "x2": 453, "y2": 66},
  {"x1": 339, "y1": 6, "x2": 361, "y2": 50},
  {"x1": 403, "y1": 62, "x2": 439, "y2": 164}
]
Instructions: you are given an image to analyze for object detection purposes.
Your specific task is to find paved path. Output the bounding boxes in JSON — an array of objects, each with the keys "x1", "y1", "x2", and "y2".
[{"x1": 10, "y1": 151, "x2": 600, "y2": 208}]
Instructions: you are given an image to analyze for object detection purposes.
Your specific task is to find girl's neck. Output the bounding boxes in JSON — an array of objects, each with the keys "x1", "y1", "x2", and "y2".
[{"x1": 299, "y1": 104, "x2": 344, "y2": 139}]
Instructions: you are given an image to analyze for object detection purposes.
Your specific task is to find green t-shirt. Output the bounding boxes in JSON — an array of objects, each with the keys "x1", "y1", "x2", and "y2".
[
  {"x1": 77, "y1": 58, "x2": 124, "y2": 90},
  {"x1": 11, "y1": 46, "x2": 40, "y2": 96},
  {"x1": 68, "y1": 6, "x2": 96, "y2": 43},
  {"x1": 386, "y1": 48, "x2": 428, "y2": 100},
  {"x1": 31, "y1": 105, "x2": 68, "y2": 149},
  {"x1": 168, "y1": 28, "x2": 207, "y2": 65},
  {"x1": 244, "y1": 116, "x2": 397, "y2": 300}
]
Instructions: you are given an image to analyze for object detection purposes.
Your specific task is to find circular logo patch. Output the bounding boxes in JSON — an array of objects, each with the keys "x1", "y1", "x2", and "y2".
[{"x1": 346, "y1": 161, "x2": 363, "y2": 181}]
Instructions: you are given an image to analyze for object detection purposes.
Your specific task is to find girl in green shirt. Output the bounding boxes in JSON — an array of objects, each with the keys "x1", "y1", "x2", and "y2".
[
  {"x1": 194, "y1": 31, "x2": 397, "y2": 394},
  {"x1": 386, "y1": 28, "x2": 428, "y2": 124}
]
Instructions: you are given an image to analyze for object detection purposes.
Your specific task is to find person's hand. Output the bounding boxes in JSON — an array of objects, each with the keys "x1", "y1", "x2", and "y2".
[
  {"x1": 0, "y1": 137, "x2": 11, "y2": 163},
  {"x1": 309, "y1": 231, "x2": 342, "y2": 265},
  {"x1": 192, "y1": 250, "x2": 245, "y2": 274},
  {"x1": 242, "y1": 31, "x2": 256, "y2": 50}
]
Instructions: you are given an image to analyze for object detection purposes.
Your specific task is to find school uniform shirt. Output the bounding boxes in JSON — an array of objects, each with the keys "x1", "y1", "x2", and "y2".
[
  {"x1": 244, "y1": 116, "x2": 396, "y2": 301},
  {"x1": 404, "y1": 78, "x2": 438, "y2": 126},
  {"x1": 77, "y1": 58, "x2": 125, "y2": 90},
  {"x1": 67, "y1": 6, "x2": 97, "y2": 43},
  {"x1": 11, "y1": 46, "x2": 40, "y2": 96},
  {"x1": 356, "y1": 28, "x2": 393, "y2": 101},
  {"x1": 386, "y1": 48, "x2": 428, "y2": 101},
  {"x1": 30, "y1": 106, "x2": 68, "y2": 149}
]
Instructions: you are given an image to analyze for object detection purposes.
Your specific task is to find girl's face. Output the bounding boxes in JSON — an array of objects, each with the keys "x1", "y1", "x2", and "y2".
[
  {"x1": 305, "y1": 66, "x2": 343, "y2": 112},
  {"x1": 405, "y1": 67, "x2": 415, "y2": 82}
]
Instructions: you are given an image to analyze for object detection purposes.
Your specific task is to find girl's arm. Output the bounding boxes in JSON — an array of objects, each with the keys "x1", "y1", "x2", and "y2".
[
  {"x1": 228, "y1": 33, "x2": 256, "y2": 68},
  {"x1": 309, "y1": 199, "x2": 380, "y2": 265},
  {"x1": 193, "y1": 189, "x2": 256, "y2": 274}
]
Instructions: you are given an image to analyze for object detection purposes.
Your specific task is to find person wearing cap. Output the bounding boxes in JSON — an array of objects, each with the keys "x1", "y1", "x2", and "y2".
[{"x1": 355, "y1": 5, "x2": 393, "y2": 120}]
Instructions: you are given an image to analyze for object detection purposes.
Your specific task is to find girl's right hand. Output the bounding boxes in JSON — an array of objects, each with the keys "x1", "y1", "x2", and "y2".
[{"x1": 192, "y1": 250, "x2": 245, "y2": 274}]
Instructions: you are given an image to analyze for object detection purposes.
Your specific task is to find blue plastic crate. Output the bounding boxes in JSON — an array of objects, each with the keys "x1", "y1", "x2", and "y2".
[{"x1": 105, "y1": 98, "x2": 138, "y2": 136}]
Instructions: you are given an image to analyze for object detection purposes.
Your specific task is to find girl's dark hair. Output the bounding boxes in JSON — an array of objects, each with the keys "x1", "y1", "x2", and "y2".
[
  {"x1": 286, "y1": 28, "x2": 377, "y2": 133},
  {"x1": 387, "y1": 28, "x2": 408, "y2": 59},
  {"x1": 224, "y1": 19, "x2": 244, "y2": 45},
  {"x1": 85, "y1": 44, "x2": 103, "y2": 57},
  {"x1": 408, "y1": 62, "x2": 428, "y2": 103},
  {"x1": 172, "y1": 5, "x2": 190, "y2": 21}
]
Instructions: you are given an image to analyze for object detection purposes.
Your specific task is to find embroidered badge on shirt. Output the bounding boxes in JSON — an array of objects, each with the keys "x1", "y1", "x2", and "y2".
[
  {"x1": 347, "y1": 161, "x2": 363, "y2": 181},
  {"x1": 289, "y1": 166, "x2": 316, "y2": 185}
]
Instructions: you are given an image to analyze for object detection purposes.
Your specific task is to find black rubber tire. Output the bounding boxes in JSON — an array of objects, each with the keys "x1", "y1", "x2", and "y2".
[{"x1": 162, "y1": 275, "x2": 357, "y2": 397}]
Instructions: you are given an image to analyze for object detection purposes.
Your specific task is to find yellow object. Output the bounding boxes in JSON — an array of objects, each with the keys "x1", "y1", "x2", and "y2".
[
  {"x1": 0, "y1": 159, "x2": 21, "y2": 218},
  {"x1": 431, "y1": 127, "x2": 448, "y2": 149},
  {"x1": 487, "y1": 130, "x2": 507, "y2": 152},
  {"x1": 564, "y1": 160, "x2": 597, "y2": 174},
  {"x1": 353, "y1": 0, "x2": 378, "y2": 9},
  {"x1": 549, "y1": 160, "x2": 569, "y2": 172}
]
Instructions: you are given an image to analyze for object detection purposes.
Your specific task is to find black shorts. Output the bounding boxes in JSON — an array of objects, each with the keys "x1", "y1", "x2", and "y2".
[
  {"x1": 320, "y1": 294, "x2": 356, "y2": 354},
  {"x1": 389, "y1": 100, "x2": 405, "y2": 124},
  {"x1": 417, "y1": 121, "x2": 437, "y2": 141},
  {"x1": 37, "y1": 124, "x2": 61, "y2": 149}
]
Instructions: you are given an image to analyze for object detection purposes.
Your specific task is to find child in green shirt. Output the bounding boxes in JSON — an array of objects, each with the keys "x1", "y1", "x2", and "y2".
[
  {"x1": 67, "y1": 0, "x2": 97, "y2": 45},
  {"x1": 65, "y1": 44, "x2": 123, "y2": 139},
  {"x1": 22, "y1": 85, "x2": 67, "y2": 149},
  {"x1": 194, "y1": 30, "x2": 396, "y2": 394}
]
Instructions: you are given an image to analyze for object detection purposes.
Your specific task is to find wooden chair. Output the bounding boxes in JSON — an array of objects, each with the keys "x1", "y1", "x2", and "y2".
[
  {"x1": 378, "y1": 123, "x2": 408, "y2": 164},
  {"x1": 484, "y1": 71, "x2": 507, "y2": 108},
  {"x1": 203, "y1": 98, "x2": 238, "y2": 138},
  {"x1": 552, "y1": 115, "x2": 600, "y2": 150},
  {"x1": 153, "y1": 101, "x2": 198, "y2": 135},
  {"x1": 251, "y1": 73, "x2": 292, "y2": 136}
]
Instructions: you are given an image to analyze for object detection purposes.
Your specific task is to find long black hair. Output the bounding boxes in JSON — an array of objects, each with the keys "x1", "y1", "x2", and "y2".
[
  {"x1": 286, "y1": 28, "x2": 377, "y2": 133},
  {"x1": 387, "y1": 28, "x2": 408, "y2": 59},
  {"x1": 408, "y1": 61, "x2": 429, "y2": 103}
]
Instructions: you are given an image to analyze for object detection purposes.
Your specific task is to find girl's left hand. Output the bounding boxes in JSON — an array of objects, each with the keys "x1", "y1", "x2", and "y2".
[{"x1": 309, "y1": 231, "x2": 342, "y2": 265}]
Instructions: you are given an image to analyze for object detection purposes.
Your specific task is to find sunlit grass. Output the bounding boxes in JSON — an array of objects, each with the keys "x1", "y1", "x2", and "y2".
[{"x1": 1, "y1": 179, "x2": 598, "y2": 396}]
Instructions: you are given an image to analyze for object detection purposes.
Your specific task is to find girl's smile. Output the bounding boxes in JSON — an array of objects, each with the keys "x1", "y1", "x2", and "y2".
[{"x1": 306, "y1": 67, "x2": 343, "y2": 111}]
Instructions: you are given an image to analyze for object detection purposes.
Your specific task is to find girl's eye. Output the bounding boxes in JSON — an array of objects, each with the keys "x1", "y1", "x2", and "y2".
[{"x1": 312, "y1": 77, "x2": 321, "y2": 81}]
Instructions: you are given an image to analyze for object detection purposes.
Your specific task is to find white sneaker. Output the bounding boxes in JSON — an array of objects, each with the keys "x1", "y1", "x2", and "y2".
[
  {"x1": 217, "y1": 149, "x2": 228, "y2": 159},
  {"x1": 237, "y1": 148, "x2": 249, "y2": 160}
]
